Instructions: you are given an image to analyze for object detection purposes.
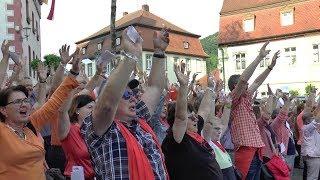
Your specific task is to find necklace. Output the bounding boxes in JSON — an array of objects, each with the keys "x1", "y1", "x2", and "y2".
[{"x1": 5, "y1": 124, "x2": 26, "y2": 140}]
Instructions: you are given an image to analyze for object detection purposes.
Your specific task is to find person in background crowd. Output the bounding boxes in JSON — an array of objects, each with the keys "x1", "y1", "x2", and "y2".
[
  {"x1": 162, "y1": 67, "x2": 223, "y2": 180},
  {"x1": 228, "y1": 42, "x2": 279, "y2": 179},
  {"x1": 81, "y1": 27, "x2": 170, "y2": 180},
  {"x1": 0, "y1": 41, "x2": 80, "y2": 179}
]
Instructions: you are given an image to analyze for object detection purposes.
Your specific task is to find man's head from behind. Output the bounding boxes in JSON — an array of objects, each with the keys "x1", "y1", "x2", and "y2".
[{"x1": 228, "y1": 74, "x2": 240, "y2": 91}]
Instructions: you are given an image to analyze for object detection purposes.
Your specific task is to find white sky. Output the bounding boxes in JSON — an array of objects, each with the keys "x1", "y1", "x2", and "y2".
[{"x1": 40, "y1": 0, "x2": 224, "y2": 58}]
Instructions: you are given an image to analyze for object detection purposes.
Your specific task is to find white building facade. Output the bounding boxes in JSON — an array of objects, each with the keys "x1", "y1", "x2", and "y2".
[{"x1": 218, "y1": 0, "x2": 320, "y2": 97}]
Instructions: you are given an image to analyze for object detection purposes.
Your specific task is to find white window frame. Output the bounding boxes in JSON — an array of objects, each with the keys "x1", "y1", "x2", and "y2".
[
  {"x1": 82, "y1": 47, "x2": 86, "y2": 55},
  {"x1": 106, "y1": 62, "x2": 111, "y2": 73},
  {"x1": 87, "y1": 63, "x2": 93, "y2": 76},
  {"x1": 97, "y1": 43, "x2": 102, "y2": 50},
  {"x1": 243, "y1": 18, "x2": 255, "y2": 32},
  {"x1": 284, "y1": 47, "x2": 296, "y2": 65},
  {"x1": 183, "y1": 42, "x2": 189, "y2": 49},
  {"x1": 235, "y1": 53, "x2": 246, "y2": 70},
  {"x1": 116, "y1": 37, "x2": 121, "y2": 46},
  {"x1": 146, "y1": 54, "x2": 152, "y2": 70},
  {"x1": 186, "y1": 58, "x2": 191, "y2": 71},
  {"x1": 281, "y1": 10, "x2": 294, "y2": 26},
  {"x1": 313, "y1": 44, "x2": 320, "y2": 63}
]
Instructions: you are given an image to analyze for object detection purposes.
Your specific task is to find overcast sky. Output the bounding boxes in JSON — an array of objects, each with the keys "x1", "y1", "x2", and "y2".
[{"x1": 40, "y1": 0, "x2": 224, "y2": 58}]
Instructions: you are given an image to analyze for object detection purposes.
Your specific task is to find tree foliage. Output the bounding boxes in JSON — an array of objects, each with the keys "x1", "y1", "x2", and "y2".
[
  {"x1": 200, "y1": 32, "x2": 219, "y2": 74},
  {"x1": 44, "y1": 54, "x2": 61, "y2": 70},
  {"x1": 305, "y1": 84, "x2": 316, "y2": 95},
  {"x1": 30, "y1": 58, "x2": 41, "y2": 70},
  {"x1": 289, "y1": 89, "x2": 300, "y2": 97}
]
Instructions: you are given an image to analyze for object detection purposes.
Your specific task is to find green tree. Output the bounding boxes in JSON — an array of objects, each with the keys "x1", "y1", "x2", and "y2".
[
  {"x1": 200, "y1": 33, "x2": 219, "y2": 73},
  {"x1": 305, "y1": 84, "x2": 316, "y2": 95},
  {"x1": 30, "y1": 58, "x2": 41, "y2": 70},
  {"x1": 289, "y1": 89, "x2": 300, "y2": 97},
  {"x1": 44, "y1": 54, "x2": 61, "y2": 70}
]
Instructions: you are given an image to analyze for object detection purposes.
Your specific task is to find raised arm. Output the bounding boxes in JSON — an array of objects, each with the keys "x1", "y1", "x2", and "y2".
[
  {"x1": 249, "y1": 51, "x2": 280, "y2": 94},
  {"x1": 58, "y1": 90, "x2": 76, "y2": 140},
  {"x1": 0, "y1": 40, "x2": 11, "y2": 87},
  {"x1": 29, "y1": 53, "x2": 81, "y2": 131},
  {"x1": 84, "y1": 62, "x2": 106, "y2": 92},
  {"x1": 92, "y1": 28, "x2": 141, "y2": 136},
  {"x1": 141, "y1": 28, "x2": 169, "y2": 114},
  {"x1": 201, "y1": 77, "x2": 216, "y2": 141},
  {"x1": 32, "y1": 62, "x2": 48, "y2": 111},
  {"x1": 220, "y1": 96, "x2": 232, "y2": 135},
  {"x1": 172, "y1": 64, "x2": 190, "y2": 143},
  {"x1": 233, "y1": 42, "x2": 270, "y2": 99}
]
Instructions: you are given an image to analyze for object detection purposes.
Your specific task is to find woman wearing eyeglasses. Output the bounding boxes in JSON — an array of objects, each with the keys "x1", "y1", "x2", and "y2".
[{"x1": 0, "y1": 59, "x2": 80, "y2": 179}]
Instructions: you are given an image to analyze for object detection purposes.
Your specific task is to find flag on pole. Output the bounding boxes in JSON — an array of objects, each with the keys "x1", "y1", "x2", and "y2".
[{"x1": 47, "y1": 0, "x2": 56, "y2": 20}]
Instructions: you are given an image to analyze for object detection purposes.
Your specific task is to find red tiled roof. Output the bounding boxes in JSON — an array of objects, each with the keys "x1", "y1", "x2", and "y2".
[
  {"x1": 219, "y1": 0, "x2": 320, "y2": 45},
  {"x1": 220, "y1": 0, "x2": 290, "y2": 14},
  {"x1": 76, "y1": 6, "x2": 208, "y2": 59},
  {"x1": 76, "y1": 9, "x2": 199, "y2": 44}
]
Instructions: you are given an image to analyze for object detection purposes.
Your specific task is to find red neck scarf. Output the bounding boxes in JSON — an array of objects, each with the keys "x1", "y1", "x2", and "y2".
[
  {"x1": 115, "y1": 119, "x2": 169, "y2": 180},
  {"x1": 213, "y1": 141, "x2": 227, "y2": 153},
  {"x1": 187, "y1": 131, "x2": 205, "y2": 144}
]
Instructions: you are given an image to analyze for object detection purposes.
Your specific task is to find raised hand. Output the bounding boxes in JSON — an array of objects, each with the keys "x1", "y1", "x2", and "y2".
[
  {"x1": 153, "y1": 28, "x2": 170, "y2": 52},
  {"x1": 70, "y1": 48, "x2": 81, "y2": 74},
  {"x1": 121, "y1": 28, "x2": 143, "y2": 60},
  {"x1": 191, "y1": 73, "x2": 198, "y2": 83},
  {"x1": 269, "y1": 50, "x2": 280, "y2": 69},
  {"x1": 174, "y1": 63, "x2": 190, "y2": 86},
  {"x1": 59, "y1": 44, "x2": 72, "y2": 65},
  {"x1": 37, "y1": 61, "x2": 48, "y2": 82},
  {"x1": 1, "y1": 40, "x2": 11, "y2": 59},
  {"x1": 258, "y1": 42, "x2": 271, "y2": 58}
]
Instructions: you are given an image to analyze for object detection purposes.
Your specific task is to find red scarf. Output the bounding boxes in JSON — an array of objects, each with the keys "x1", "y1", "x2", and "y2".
[
  {"x1": 213, "y1": 141, "x2": 227, "y2": 153},
  {"x1": 115, "y1": 119, "x2": 169, "y2": 180},
  {"x1": 187, "y1": 131, "x2": 205, "y2": 144}
]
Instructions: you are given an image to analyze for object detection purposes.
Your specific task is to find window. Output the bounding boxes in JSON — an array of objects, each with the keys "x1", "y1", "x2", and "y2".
[
  {"x1": 259, "y1": 52, "x2": 270, "y2": 67},
  {"x1": 116, "y1": 37, "x2": 121, "y2": 46},
  {"x1": 281, "y1": 10, "x2": 294, "y2": 26},
  {"x1": 284, "y1": 47, "x2": 296, "y2": 65},
  {"x1": 35, "y1": 21, "x2": 38, "y2": 35},
  {"x1": 82, "y1": 47, "x2": 86, "y2": 55},
  {"x1": 183, "y1": 42, "x2": 189, "y2": 49},
  {"x1": 97, "y1": 43, "x2": 102, "y2": 50},
  {"x1": 146, "y1": 54, "x2": 152, "y2": 70},
  {"x1": 32, "y1": 12, "x2": 35, "y2": 34},
  {"x1": 235, "y1": 53, "x2": 246, "y2": 70},
  {"x1": 313, "y1": 44, "x2": 320, "y2": 63},
  {"x1": 87, "y1": 63, "x2": 93, "y2": 76},
  {"x1": 186, "y1": 58, "x2": 191, "y2": 71},
  {"x1": 243, "y1": 18, "x2": 255, "y2": 32},
  {"x1": 26, "y1": 0, "x2": 30, "y2": 24},
  {"x1": 106, "y1": 62, "x2": 111, "y2": 73},
  {"x1": 36, "y1": 21, "x2": 40, "y2": 41},
  {"x1": 196, "y1": 59, "x2": 202, "y2": 73}
]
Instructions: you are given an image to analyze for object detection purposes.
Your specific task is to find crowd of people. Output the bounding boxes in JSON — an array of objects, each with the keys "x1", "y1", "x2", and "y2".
[{"x1": 0, "y1": 26, "x2": 319, "y2": 180}]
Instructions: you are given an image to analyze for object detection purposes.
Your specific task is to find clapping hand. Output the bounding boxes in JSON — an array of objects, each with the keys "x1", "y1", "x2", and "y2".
[
  {"x1": 1, "y1": 40, "x2": 11, "y2": 59},
  {"x1": 269, "y1": 50, "x2": 280, "y2": 69},
  {"x1": 37, "y1": 62, "x2": 48, "y2": 82}
]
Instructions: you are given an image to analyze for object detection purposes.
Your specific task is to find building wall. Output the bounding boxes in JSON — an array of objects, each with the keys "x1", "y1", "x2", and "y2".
[
  {"x1": 0, "y1": 0, "x2": 16, "y2": 71},
  {"x1": 82, "y1": 51, "x2": 207, "y2": 84},
  {"x1": 218, "y1": 32, "x2": 320, "y2": 97},
  {"x1": 21, "y1": 0, "x2": 41, "y2": 78}
]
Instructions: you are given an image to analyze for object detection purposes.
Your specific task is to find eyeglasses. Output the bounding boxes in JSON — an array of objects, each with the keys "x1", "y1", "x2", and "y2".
[
  {"x1": 122, "y1": 90, "x2": 134, "y2": 100},
  {"x1": 7, "y1": 98, "x2": 31, "y2": 106}
]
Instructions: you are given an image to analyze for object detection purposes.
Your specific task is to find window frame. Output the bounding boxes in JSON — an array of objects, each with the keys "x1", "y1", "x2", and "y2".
[
  {"x1": 280, "y1": 9, "x2": 294, "y2": 26},
  {"x1": 87, "y1": 63, "x2": 93, "y2": 77},
  {"x1": 145, "y1": 54, "x2": 152, "y2": 70},
  {"x1": 235, "y1": 53, "x2": 246, "y2": 70},
  {"x1": 313, "y1": 44, "x2": 320, "y2": 63}
]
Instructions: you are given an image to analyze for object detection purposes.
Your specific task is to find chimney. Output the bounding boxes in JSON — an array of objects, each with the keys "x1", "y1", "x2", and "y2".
[
  {"x1": 123, "y1": 12, "x2": 128, "y2": 16},
  {"x1": 142, "y1": 4, "x2": 149, "y2": 12}
]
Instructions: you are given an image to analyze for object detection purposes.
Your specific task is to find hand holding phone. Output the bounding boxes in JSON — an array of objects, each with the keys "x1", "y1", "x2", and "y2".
[{"x1": 127, "y1": 26, "x2": 143, "y2": 44}]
